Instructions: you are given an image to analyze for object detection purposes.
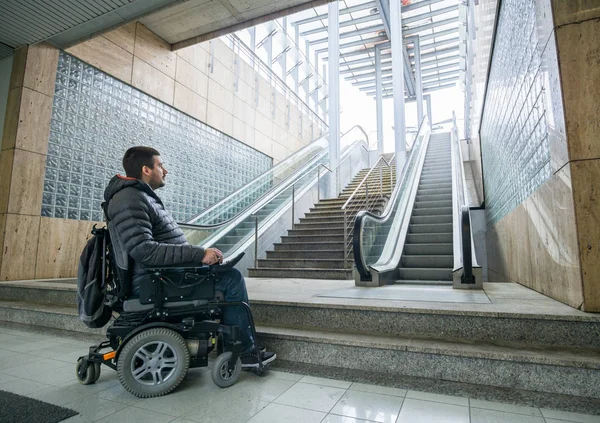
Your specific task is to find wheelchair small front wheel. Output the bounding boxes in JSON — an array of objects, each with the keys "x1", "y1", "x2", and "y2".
[
  {"x1": 75, "y1": 358, "x2": 96, "y2": 385},
  {"x1": 211, "y1": 352, "x2": 241, "y2": 388},
  {"x1": 117, "y1": 328, "x2": 190, "y2": 398}
]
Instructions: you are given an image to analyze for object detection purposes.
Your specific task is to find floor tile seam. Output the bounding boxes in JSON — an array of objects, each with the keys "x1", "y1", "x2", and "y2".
[
  {"x1": 468, "y1": 404, "x2": 545, "y2": 418},
  {"x1": 324, "y1": 412, "x2": 381, "y2": 423},
  {"x1": 404, "y1": 395, "x2": 469, "y2": 408},
  {"x1": 128, "y1": 403, "x2": 187, "y2": 419},
  {"x1": 270, "y1": 398, "x2": 333, "y2": 415},
  {"x1": 347, "y1": 384, "x2": 408, "y2": 399}
]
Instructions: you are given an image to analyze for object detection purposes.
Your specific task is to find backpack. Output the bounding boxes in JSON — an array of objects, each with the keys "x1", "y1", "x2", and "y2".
[{"x1": 76, "y1": 225, "x2": 113, "y2": 328}]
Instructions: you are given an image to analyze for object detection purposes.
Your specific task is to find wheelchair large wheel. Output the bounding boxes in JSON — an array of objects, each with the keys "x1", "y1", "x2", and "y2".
[
  {"x1": 211, "y1": 351, "x2": 241, "y2": 388},
  {"x1": 117, "y1": 328, "x2": 190, "y2": 398}
]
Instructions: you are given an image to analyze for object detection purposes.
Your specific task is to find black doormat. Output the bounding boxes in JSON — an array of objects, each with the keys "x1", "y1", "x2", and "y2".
[{"x1": 0, "y1": 390, "x2": 78, "y2": 423}]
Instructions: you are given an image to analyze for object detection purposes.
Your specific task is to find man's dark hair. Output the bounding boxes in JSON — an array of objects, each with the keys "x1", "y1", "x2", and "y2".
[{"x1": 122, "y1": 146, "x2": 160, "y2": 179}]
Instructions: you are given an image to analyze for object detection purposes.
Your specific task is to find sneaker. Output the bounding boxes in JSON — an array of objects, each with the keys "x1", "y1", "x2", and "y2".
[{"x1": 241, "y1": 351, "x2": 276, "y2": 368}]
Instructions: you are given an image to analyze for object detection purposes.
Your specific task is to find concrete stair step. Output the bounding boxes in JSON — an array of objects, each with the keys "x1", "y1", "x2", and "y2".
[
  {"x1": 412, "y1": 207, "x2": 453, "y2": 216},
  {"x1": 406, "y1": 233, "x2": 453, "y2": 243},
  {"x1": 394, "y1": 279, "x2": 453, "y2": 286},
  {"x1": 414, "y1": 200, "x2": 452, "y2": 209},
  {"x1": 256, "y1": 259, "x2": 351, "y2": 269},
  {"x1": 397, "y1": 267, "x2": 452, "y2": 281},
  {"x1": 299, "y1": 217, "x2": 346, "y2": 225},
  {"x1": 248, "y1": 268, "x2": 352, "y2": 279},
  {"x1": 415, "y1": 193, "x2": 452, "y2": 202},
  {"x1": 287, "y1": 227, "x2": 344, "y2": 236},
  {"x1": 410, "y1": 214, "x2": 452, "y2": 225},
  {"x1": 401, "y1": 255, "x2": 454, "y2": 268},
  {"x1": 409, "y1": 223, "x2": 453, "y2": 234},
  {"x1": 281, "y1": 234, "x2": 344, "y2": 243},
  {"x1": 256, "y1": 326, "x2": 600, "y2": 399},
  {"x1": 403, "y1": 243, "x2": 453, "y2": 255},
  {"x1": 266, "y1": 250, "x2": 344, "y2": 259},
  {"x1": 273, "y1": 241, "x2": 344, "y2": 251}
]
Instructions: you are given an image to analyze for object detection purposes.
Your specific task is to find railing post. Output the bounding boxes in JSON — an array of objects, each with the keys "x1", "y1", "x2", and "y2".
[
  {"x1": 254, "y1": 216, "x2": 259, "y2": 268},
  {"x1": 291, "y1": 184, "x2": 295, "y2": 228},
  {"x1": 317, "y1": 166, "x2": 321, "y2": 200},
  {"x1": 365, "y1": 180, "x2": 369, "y2": 202},
  {"x1": 343, "y1": 211, "x2": 348, "y2": 269}
]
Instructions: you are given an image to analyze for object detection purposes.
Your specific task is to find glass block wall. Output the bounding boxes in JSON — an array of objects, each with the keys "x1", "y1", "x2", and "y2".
[
  {"x1": 480, "y1": 0, "x2": 551, "y2": 225},
  {"x1": 43, "y1": 52, "x2": 272, "y2": 222}
]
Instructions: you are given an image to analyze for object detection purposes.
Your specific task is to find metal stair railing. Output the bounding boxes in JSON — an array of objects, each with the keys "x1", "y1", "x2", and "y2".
[
  {"x1": 450, "y1": 111, "x2": 481, "y2": 288},
  {"x1": 341, "y1": 154, "x2": 395, "y2": 269}
]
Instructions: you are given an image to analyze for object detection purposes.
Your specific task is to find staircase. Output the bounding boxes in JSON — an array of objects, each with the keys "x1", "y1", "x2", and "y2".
[
  {"x1": 398, "y1": 132, "x2": 453, "y2": 284},
  {"x1": 249, "y1": 158, "x2": 396, "y2": 279}
]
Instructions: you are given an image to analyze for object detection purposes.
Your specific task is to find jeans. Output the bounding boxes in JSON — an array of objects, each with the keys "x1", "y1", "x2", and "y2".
[
  {"x1": 132, "y1": 268, "x2": 254, "y2": 352},
  {"x1": 214, "y1": 268, "x2": 255, "y2": 352}
]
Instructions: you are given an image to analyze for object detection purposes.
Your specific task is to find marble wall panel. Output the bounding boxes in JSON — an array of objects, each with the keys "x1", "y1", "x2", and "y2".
[
  {"x1": 132, "y1": 57, "x2": 175, "y2": 105},
  {"x1": 1, "y1": 88, "x2": 21, "y2": 151},
  {"x1": 212, "y1": 39, "x2": 235, "y2": 72},
  {"x1": 571, "y1": 159, "x2": 600, "y2": 311},
  {"x1": 555, "y1": 17, "x2": 600, "y2": 161},
  {"x1": 551, "y1": 0, "x2": 600, "y2": 26},
  {"x1": 173, "y1": 82, "x2": 208, "y2": 122},
  {"x1": 0, "y1": 214, "x2": 5, "y2": 271},
  {"x1": 235, "y1": 79, "x2": 254, "y2": 107},
  {"x1": 66, "y1": 36, "x2": 133, "y2": 84},
  {"x1": 177, "y1": 44, "x2": 210, "y2": 75},
  {"x1": 0, "y1": 214, "x2": 41, "y2": 280},
  {"x1": 134, "y1": 24, "x2": 176, "y2": 79},
  {"x1": 233, "y1": 98, "x2": 255, "y2": 127},
  {"x1": 21, "y1": 44, "x2": 59, "y2": 97},
  {"x1": 0, "y1": 150, "x2": 14, "y2": 213},
  {"x1": 209, "y1": 61, "x2": 235, "y2": 92},
  {"x1": 8, "y1": 149, "x2": 46, "y2": 216},
  {"x1": 35, "y1": 217, "x2": 99, "y2": 279},
  {"x1": 255, "y1": 111, "x2": 273, "y2": 139},
  {"x1": 9, "y1": 47, "x2": 27, "y2": 90},
  {"x1": 175, "y1": 56, "x2": 209, "y2": 98},
  {"x1": 206, "y1": 102, "x2": 233, "y2": 135},
  {"x1": 13, "y1": 88, "x2": 53, "y2": 155},
  {"x1": 254, "y1": 129, "x2": 273, "y2": 157},
  {"x1": 207, "y1": 79, "x2": 234, "y2": 114},
  {"x1": 103, "y1": 22, "x2": 136, "y2": 54}
]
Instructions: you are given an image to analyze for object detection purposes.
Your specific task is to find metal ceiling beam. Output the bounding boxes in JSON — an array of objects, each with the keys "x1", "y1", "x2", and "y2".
[
  {"x1": 403, "y1": 5, "x2": 459, "y2": 25},
  {"x1": 403, "y1": 0, "x2": 449, "y2": 13},
  {"x1": 422, "y1": 69, "x2": 460, "y2": 82},
  {"x1": 345, "y1": 55, "x2": 460, "y2": 82},
  {"x1": 316, "y1": 34, "x2": 387, "y2": 53},
  {"x1": 302, "y1": 13, "x2": 381, "y2": 37},
  {"x1": 340, "y1": 43, "x2": 459, "y2": 76},
  {"x1": 404, "y1": 17, "x2": 459, "y2": 36},
  {"x1": 375, "y1": 0, "x2": 414, "y2": 96},
  {"x1": 360, "y1": 69, "x2": 459, "y2": 92},
  {"x1": 293, "y1": 1, "x2": 377, "y2": 26},
  {"x1": 351, "y1": 60, "x2": 459, "y2": 87},
  {"x1": 367, "y1": 80, "x2": 457, "y2": 97}
]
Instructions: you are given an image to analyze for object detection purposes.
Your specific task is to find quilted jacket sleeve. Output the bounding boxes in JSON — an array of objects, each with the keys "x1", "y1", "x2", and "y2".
[{"x1": 108, "y1": 189, "x2": 206, "y2": 268}]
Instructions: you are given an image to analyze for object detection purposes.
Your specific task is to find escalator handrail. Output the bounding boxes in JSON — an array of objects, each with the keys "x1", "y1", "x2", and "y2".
[
  {"x1": 353, "y1": 116, "x2": 430, "y2": 279},
  {"x1": 185, "y1": 132, "x2": 329, "y2": 224},
  {"x1": 185, "y1": 125, "x2": 370, "y2": 225},
  {"x1": 177, "y1": 133, "x2": 369, "y2": 232},
  {"x1": 450, "y1": 112, "x2": 479, "y2": 283}
]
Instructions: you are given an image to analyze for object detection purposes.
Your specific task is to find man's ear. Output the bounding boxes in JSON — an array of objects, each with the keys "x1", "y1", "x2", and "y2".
[{"x1": 141, "y1": 165, "x2": 151, "y2": 176}]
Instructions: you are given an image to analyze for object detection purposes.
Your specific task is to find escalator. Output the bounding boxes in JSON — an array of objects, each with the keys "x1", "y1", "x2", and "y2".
[
  {"x1": 179, "y1": 126, "x2": 370, "y2": 262},
  {"x1": 353, "y1": 115, "x2": 482, "y2": 288}
]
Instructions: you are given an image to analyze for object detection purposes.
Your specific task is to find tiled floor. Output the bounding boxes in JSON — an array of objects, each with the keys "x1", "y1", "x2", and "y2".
[{"x1": 1, "y1": 325, "x2": 599, "y2": 423}]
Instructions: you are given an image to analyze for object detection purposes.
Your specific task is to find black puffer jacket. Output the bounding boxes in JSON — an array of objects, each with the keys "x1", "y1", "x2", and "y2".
[{"x1": 104, "y1": 175, "x2": 206, "y2": 278}]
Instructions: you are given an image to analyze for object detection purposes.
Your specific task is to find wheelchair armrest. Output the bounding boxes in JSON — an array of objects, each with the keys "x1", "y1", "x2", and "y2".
[{"x1": 145, "y1": 265, "x2": 211, "y2": 272}]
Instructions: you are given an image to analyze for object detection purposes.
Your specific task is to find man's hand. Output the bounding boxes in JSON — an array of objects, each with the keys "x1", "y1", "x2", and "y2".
[{"x1": 202, "y1": 248, "x2": 223, "y2": 265}]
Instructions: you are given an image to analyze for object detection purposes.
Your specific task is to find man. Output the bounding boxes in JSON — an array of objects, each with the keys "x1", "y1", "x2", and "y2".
[{"x1": 103, "y1": 146, "x2": 275, "y2": 368}]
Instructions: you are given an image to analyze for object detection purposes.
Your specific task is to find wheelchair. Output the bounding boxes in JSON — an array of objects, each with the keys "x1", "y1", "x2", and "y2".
[{"x1": 76, "y1": 235, "x2": 269, "y2": 398}]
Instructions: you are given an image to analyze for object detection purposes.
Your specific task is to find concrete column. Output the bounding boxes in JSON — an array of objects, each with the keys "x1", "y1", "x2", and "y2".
[
  {"x1": 390, "y1": 0, "x2": 407, "y2": 181},
  {"x1": 327, "y1": 0, "x2": 340, "y2": 198},
  {"x1": 375, "y1": 45, "x2": 384, "y2": 155},
  {"x1": 425, "y1": 94, "x2": 432, "y2": 128},
  {"x1": 413, "y1": 36, "x2": 424, "y2": 125},
  {"x1": 294, "y1": 25, "x2": 300, "y2": 94}
]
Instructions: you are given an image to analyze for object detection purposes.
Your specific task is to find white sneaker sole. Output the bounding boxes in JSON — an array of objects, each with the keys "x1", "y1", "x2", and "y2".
[{"x1": 240, "y1": 353, "x2": 277, "y2": 368}]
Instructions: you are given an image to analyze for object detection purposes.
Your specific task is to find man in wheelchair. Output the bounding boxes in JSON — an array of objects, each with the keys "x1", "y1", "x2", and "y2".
[{"x1": 76, "y1": 146, "x2": 275, "y2": 397}]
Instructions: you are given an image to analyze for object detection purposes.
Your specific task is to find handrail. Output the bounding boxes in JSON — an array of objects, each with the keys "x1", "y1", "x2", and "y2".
[
  {"x1": 341, "y1": 154, "x2": 395, "y2": 269},
  {"x1": 352, "y1": 115, "x2": 431, "y2": 281},
  {"x1": 450, "y1": 111, "x2": 480, "y2": 285},
  {"x1": 186, "y1": 133, "x2": 329, "y2": 224}
]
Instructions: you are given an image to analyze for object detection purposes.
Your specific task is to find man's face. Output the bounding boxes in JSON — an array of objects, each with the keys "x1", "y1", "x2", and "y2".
[{"x1": 145, "y1": 155, "x2": 168, "y2": 190}]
